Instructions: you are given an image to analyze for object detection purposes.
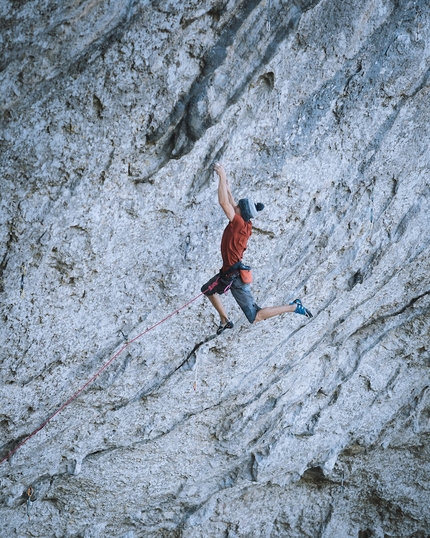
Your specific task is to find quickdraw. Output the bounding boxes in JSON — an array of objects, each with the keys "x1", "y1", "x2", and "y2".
[
  {"x1": 20, "y1": 264, "x2": 26, "y2": 299},
  {"x1": 26, "y1": 486, "x2": 34, "y2": 520}
]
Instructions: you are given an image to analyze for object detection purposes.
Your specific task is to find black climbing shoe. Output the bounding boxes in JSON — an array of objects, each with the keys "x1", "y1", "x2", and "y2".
[
  {"x1": 217, "y1": 320, "x2": 234, "y2": 335},
  {"x1": 289, "y1": 299, "x2": 313, "y2": 318}
]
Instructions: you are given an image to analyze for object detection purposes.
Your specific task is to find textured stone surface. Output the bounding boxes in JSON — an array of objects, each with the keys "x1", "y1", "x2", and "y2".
[{"x1": 1, "y1": 0, "x2": 429, "y2": 536}]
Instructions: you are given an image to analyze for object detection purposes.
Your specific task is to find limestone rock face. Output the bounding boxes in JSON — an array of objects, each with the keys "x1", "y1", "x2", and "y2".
[{"x1": 1, "y1": 0, "x2": 429, "y2": 536}]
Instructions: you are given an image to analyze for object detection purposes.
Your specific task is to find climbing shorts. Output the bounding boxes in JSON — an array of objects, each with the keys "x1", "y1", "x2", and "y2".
[{"x1": 201, "y1": 273, "x2": 261, "y2": 324}]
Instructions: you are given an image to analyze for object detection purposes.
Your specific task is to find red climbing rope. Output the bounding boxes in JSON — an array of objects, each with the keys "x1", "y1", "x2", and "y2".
[{"x1": 0, "y1": 289, "x2": 207, "y2": 465}]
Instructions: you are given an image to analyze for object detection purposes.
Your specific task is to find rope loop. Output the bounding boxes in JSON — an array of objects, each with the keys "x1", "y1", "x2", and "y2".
[{"x1": 0, "y1": 291, "x2": 204, "y2": 465}]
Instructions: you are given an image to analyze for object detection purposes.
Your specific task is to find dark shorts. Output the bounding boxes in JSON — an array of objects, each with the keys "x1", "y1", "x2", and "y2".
[{"x1": 201, "y1": 273, "x2": 261, "y2": 324}]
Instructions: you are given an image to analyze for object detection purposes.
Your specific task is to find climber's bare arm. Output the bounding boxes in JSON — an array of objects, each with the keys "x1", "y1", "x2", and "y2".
[{"x1": 215, "y1": 163, "x2": 236, "y2": 221}]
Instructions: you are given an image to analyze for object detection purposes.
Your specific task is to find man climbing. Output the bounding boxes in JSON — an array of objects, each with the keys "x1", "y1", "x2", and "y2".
[{"x1": 201, "y1": 162, "x2": 313, "y2": 334}]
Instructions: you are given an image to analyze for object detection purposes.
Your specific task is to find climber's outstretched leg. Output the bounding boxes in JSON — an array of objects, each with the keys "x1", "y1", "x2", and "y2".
[{"x1": 254, "y1": 299, "x2": 313, "y2": 322}]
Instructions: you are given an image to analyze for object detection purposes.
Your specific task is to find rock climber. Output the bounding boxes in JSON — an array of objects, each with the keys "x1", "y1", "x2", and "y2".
[{"x1": 201, "y1": 162, "x2": 313, "y2": 334}]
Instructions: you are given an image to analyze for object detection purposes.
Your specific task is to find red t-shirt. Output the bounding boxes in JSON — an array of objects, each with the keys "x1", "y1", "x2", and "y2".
[{"x1": 220, "y1": 214, "x2": 252, "y2": 272}]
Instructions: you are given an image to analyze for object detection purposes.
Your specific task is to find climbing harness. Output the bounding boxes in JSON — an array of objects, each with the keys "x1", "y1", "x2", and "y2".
[
  {"x1": 212, "y1": 261, "x2": 253, "y2": 292},
  {"x1": 1, "y1": 285, "x2": 222, "y2": 465}
]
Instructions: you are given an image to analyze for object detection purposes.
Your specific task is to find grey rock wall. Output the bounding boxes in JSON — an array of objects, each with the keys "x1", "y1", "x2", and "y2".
[{"x1": 1, "y1": 0, "x2": 429, "y2": 536}]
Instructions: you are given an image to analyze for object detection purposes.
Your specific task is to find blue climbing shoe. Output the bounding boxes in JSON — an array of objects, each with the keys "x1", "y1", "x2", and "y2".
[
  {"x1": 217, "y1": 319, "x2": 234, "y2": 335},
  {"x1": 289, "y1": 299, "x2": 313, "y2": 318}
]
